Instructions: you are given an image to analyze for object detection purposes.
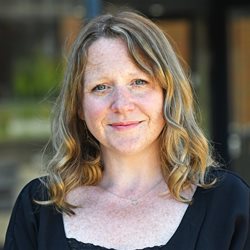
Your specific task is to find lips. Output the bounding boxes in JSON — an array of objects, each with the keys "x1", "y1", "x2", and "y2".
[{"x1": 109, "y1": 121, "x2": 142, "y2": 130}]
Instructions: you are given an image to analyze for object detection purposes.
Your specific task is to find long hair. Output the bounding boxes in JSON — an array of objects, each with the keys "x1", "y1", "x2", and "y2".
[{"x1": 41, "y1": 11, "x2": 215, "y2": 214}]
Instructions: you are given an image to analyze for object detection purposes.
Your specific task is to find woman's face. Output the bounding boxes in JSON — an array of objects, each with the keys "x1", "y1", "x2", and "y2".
[{"x1": 81, "y1": 37, "x2": 165, "y2": 156}]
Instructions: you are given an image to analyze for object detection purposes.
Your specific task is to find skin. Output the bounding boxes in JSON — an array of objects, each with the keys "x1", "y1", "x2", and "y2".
[
  {"x1": 63, "y1": 38, "x2": 192, "y2": 249},
  {"x1": 81, "y1": 37, "x2": 165, "y2": 194}
]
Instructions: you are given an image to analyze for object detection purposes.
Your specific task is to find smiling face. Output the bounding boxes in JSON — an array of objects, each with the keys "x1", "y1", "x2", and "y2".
[{"x1": 81, "y1": 38, "x2": 165, "y2": 156}]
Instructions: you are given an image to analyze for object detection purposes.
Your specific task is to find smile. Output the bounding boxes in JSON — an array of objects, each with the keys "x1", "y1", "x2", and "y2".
[{"x1": 109, "y1": 121, "x2": 142, "y2": 130}]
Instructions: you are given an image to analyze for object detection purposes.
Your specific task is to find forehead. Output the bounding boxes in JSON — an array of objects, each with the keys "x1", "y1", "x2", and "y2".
[
  {"x1": 84, "y1": 37, "x2": 146, "y2": 78},
  {"x1": 86, "y1": 38, "x2": 130, "y2": 66}
]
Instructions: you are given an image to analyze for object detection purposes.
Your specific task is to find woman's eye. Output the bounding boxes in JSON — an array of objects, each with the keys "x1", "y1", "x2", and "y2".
[
  {"x1": 132, "y1": 79, "x2": 148, "y2": 86},
  {"x1": 92, "y1": 84, "x2": 109, "y2": 92}
]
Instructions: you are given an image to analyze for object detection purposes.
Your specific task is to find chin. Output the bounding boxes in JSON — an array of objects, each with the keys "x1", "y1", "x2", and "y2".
[{"x1": 110, "y1": 143, "x2": 152, "y2": 156}]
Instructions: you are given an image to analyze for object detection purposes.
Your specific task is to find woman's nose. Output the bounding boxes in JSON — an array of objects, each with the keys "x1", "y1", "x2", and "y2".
[{"x1": 110, "y1": 87, "x2": 135, "y2": 113}]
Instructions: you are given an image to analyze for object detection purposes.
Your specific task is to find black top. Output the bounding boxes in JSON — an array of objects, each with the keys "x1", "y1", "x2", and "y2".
[
  {"x1": 3, "y1": 168, "x2": 250, "y2": 250},
  {"x1": 66, "y1": 238, "x2": 166, "y2": 250}
]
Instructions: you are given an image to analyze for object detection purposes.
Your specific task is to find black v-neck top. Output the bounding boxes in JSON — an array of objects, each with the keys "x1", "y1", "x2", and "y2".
[
  {"x1": 66, "y1": 237, "x2": 166, "y2": 250},
  {"x1": 3, "y1": 169, "x2": 250, "y2": 250}
]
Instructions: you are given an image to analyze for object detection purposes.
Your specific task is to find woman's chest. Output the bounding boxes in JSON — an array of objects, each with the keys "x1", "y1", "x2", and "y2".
[{"x1": 63, "y1": 195, "x2": 189, "y2": 250}]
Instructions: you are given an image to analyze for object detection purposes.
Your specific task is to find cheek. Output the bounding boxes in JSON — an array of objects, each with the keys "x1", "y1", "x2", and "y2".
[
  {"x1": 82, "y1": 98, "x2": 105, "y2": 125},
  {"x1": 83, "y1": 104, "x2": 102, "y2": 139},
  {"x1": 145, "y1": 91, "x2": 164, "y2": 117}
]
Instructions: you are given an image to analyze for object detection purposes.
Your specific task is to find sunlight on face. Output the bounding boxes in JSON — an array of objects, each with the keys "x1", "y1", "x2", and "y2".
[{"x1": 82, "y1": 38, "x2": 165, "y2": 156}]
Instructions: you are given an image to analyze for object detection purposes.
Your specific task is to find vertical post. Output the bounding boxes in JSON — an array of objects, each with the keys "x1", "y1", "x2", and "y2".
[
  {"x1": 208, "y1": 1, "x2": 229, "y2": 164},
  {"x1": 84, "y1": 0, "x2": 103, "y2": 20}
]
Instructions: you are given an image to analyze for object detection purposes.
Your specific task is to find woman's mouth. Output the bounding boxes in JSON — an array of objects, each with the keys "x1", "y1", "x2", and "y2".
[{"x1": 109, "y1": 121, "x2": 142, "y2": 130}]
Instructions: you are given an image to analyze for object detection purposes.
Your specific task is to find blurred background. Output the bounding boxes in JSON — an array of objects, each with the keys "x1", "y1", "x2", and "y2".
[{"x1": 0, "y1": 0, "x2": 250, "y2": 247}]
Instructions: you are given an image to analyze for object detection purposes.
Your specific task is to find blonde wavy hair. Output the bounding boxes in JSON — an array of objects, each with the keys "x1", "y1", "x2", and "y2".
[{"x1": 42, "y1": 11, "x2": 216, "y2": 214}]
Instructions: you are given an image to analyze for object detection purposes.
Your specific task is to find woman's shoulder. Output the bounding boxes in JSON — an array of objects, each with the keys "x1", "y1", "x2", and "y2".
[
  {"x1": 17, "y1": 176, "x2": 49, "y2": 202},
  {"x1": 203, "y1": 167, "x2": 249, "y2": 203},
  {"x1": 207, "y1": 167, "x2": 249, "y2": 189}
]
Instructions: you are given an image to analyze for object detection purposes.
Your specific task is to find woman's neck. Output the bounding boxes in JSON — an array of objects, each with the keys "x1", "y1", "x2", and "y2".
[{"x1": 99, "y1": 147, "x2": 163, "y2": 197}]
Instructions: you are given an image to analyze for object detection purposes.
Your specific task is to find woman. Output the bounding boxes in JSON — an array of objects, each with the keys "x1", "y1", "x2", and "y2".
[{"x1": 4, "y1": 11, "x2": 249, "y2": 250}]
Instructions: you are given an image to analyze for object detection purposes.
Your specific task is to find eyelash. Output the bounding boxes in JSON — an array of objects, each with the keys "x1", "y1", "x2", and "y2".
[
  {"x1": 132, "y1": 79, "x2": 148, "y2": 86},
  {"x1": 92, "y1": 84, "x2": 110, "y2": 92}
]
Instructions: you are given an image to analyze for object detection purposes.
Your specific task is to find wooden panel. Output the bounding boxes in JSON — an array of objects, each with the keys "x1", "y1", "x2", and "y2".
[
  {"x1": 229, "y1": 16, "x2": 250, "y2": 125},
  {"x1": 156, "y1": 20, "x2": 191, "y2": 65}
]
